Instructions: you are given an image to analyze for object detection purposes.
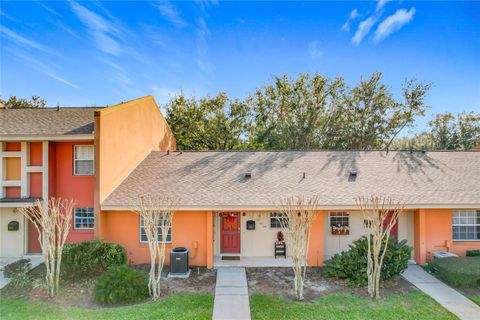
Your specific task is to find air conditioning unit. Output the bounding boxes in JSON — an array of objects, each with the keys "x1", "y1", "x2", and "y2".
[
  {"x1": 432, "y1": 251, "x2": 458, "y2": 260},
  {"x1": 168, "y1": 247, "x2": 191, "y2": 278}
]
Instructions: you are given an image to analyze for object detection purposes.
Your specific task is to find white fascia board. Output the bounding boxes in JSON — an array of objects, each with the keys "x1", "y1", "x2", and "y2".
[
  {"x1": 0, "y1": 134, "x2": 94, "y2": 141},
  {"x1": 101, "y1": 203, "x2": 480, "y2": 212},
  {"x1": 0, "y1": 202, "x2": 36, "y2": 208}
]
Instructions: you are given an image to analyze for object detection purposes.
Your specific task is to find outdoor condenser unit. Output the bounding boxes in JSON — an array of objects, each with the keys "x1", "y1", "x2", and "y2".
[{"x1": 169, "y1": 247, "x2": 190, "y2": 277}]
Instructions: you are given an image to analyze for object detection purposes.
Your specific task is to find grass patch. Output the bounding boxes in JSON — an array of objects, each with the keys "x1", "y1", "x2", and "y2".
[
  {"x1": 250, "y1": 291, "x2": 457, "y2": 320},
  {"x1": 0, "y1": 293, "x2": 213, "y2": 320},
  {"x1": 468, "y1": 294, "x2": 480, "y2": 306},
  {"x1": 433, "y1": 257, "x2": 480, "y2": 288}
]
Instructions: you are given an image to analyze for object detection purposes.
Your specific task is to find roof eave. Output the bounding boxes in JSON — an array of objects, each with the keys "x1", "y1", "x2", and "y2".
[
  {"x1": 0, "y1": 134, "x2": 94, "y2": 141},
  {"x1": 101, "y1": 203, "x2": 480, "y2": 212}
]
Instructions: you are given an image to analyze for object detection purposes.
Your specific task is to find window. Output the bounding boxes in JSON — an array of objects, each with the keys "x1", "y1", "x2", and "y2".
[
  {"x1": 330, "y1": 212, "x2": 349, "y2": 228},
  {"x1": 74, "y1": 208, "x2": 94, "y2": 229},
  {"x1": 140, "y1": 216, "x2": 172, "y2": 243},
  {"x1": 270, "y1": 212, "x2": 288, "y2": 228},
  {"x1": 74, "y1": 145, "x2": 94, "y2": 175},
  {"x1": 452, "y1": 210, "x2": 480, "y2": 241}
]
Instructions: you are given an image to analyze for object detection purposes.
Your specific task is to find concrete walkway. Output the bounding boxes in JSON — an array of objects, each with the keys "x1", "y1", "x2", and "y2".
[
  {"x1": 212, "y1": 267, "x2": 251, "y2": 320},
  {"x1": 402, "y1": 265, "x2": 479, "y2": 320},
  {"x1": 0, "y1": 255, "x2": 43, "y2": 289}
]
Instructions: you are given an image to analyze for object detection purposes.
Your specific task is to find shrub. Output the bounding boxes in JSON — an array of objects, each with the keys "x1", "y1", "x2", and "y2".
[
  {"x1": 62, "y1": 240, "x2": 127, "y2": 278},
  {"x1": 4, "y1": 259, "x2": 31, "y2": 278},
  {"x1": 432, "y1": 256, "x2": 480, "y2": 288},
  {"x1": 466, "y1": 250, "x2": 480, "y2": 257},
  {"x1": 94, "y1": 265, "x2": 149, "y2": 304},
  {"x1": 323, "y1": 236, "x2": 412, "y2": 286}
]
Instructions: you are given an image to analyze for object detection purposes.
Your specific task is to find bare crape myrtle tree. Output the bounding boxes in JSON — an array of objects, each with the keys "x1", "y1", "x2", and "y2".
[
  {"x1": 276, "y1": 195, "x2": 320, "y2": 300},
  {"x1": 18, "y1": 198, "x2": 75, "y2": 297},
  {"x1": 136, "y1": 195, "x2": 177, "y2": 300},
  {"x1": 357, "y1": 195, "x2": 405, "y2": 299}
]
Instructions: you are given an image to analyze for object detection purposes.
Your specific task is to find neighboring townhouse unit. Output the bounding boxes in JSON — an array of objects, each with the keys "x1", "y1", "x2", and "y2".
[
  {"x1": 2, "y1": 96, "x2": 479, "y2": 269},
  {"x1": 1, "y1": 108, "x2": 96, "y2": 258}
]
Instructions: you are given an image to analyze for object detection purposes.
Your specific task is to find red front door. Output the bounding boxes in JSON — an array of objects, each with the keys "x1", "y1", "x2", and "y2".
[
  {"x1": 383, "y1": 211, "x2": 398, "y2": 237},
  {"x1": 220, "y1": 213, "x2": 240, "y2": 253}
]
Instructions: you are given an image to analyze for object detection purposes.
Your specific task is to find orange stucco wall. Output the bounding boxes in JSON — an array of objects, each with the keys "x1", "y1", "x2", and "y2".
[
  {"x1": 51, "y1": 141, "x2": 94, "y2": 242},
  {"x1": 103, "y1": 209, "x2": 324, "y2": 268},
  {"x1": 5, "y1": 158, "x2": 20, "y2": 180},
  {"x1": 5, "y1": 142, "x2": 20, "y2": 151},
  {"x1": 414, "y1": 208, "x2": 480, "y2": 264},
  {"x1": 102, "y1": 210, "x2": 209, "y2": 266},
  {"x1": 95, "y1": 96, "x2": 176, "y2": 238},
  {"x1": 29, "y1": 142, "x2": 42, "y2": 166}
]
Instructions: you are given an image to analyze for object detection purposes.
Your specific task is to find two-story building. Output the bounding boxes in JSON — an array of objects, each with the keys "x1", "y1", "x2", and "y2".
[
  {"x1": 1, "y1": 96, "x2": 479, "y2": 268},
  {"x1": 1, "y1": 107, "x2": 96, "y2": 258}
]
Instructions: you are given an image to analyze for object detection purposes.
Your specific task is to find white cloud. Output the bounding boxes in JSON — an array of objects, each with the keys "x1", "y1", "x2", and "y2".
[
  {"x1": 0, "y1": 25, "x2": 55, "y2": 55},
  {"x1": 70, "y1": 1, "x2": 123, "y2": 56},
  {"x1": 376, "y1": 0, "x2": 392, "y2": 12},
  {"x1": 155, "y1": 0, "x2": 188, "y2": 28},
  {"x1": 350, "y1": 9, "x2": 360, "y2": 19},
  {"x1": 341, "y1": 8, "x2": 360, "y2": 32},
  {"x1": 352, "y1": 16, "x2": 377, "y2": 44},
  {"x1": 374, "y1": 8, "x2": 416, "y2": 43},
  {"x1": 308, "y1": 41, "x2": 323, "y2": 59},
  {"x1": 196, "y1": 17, "x2": 212, "y2": 77},
  {"x1": 10, "y1": 49, "x2": 79, "y2": 89}
]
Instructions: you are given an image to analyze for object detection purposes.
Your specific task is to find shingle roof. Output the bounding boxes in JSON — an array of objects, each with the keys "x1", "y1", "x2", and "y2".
[
  {"x1": 102, "y1": 150, "x2": 480, "y2": 209},
  {"x1": 0, "y1": 108, "x2": 97, "y2": 135}
]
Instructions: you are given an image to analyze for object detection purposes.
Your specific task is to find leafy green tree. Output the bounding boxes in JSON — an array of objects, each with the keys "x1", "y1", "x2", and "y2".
[
  {"x1": 391, "y1": 112, "x2": 480, "y2": 150},
  {"x1": 249, "y1": 72, "x2": 430, "y2": 150},
  {"x1": 0, "y1": 95, "x2": 46, "y2": 109},
  {"x1": 248, "y1": 73, "x2": 345, "y2": 150},
  {"x1": 165, "y1": 93, "x2": 252, "y2": 150}
]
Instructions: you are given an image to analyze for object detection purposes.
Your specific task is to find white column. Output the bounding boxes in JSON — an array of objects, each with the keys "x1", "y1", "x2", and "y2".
[
  {"x1": 42, "y1": 141, "x2": 49, "y2": 202},
  {"x1": 20, "y1": 142, "x2": 28, "y2": 198},
  {"x1": 0, "y1": 141, "x2": 4, "y2": 198}
]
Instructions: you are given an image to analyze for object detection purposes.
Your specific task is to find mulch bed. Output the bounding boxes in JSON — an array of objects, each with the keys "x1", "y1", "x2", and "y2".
[
  {"x1": 246, "y1": 267, "x2": 415, "y2": 301},
  {"x1": 1, "y1": 264, "x2": 216, "y2": 309}
]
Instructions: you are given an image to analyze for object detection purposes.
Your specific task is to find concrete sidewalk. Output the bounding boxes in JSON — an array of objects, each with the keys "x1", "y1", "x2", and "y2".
[
  {"x1": 0, "y1": 255, "x2": 43, "y2": 289},
  {"x1": 402, "y1": 264, "x2": 479, "y2": 320},
  {"x1": 212, "y1": 267, "x2": 251, "y2": 320}
]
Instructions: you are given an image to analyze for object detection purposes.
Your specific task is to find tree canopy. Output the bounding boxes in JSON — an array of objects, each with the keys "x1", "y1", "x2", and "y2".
[
  {"x1": 0, "y1": 95, "x2": 46, "y2": 109},
  {"x1": 166, "y1": 72, "x2": 435, "y2": 150}
]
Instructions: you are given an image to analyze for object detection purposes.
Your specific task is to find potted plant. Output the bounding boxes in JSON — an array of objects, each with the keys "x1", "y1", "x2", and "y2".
[{"x1": 331, "y1": 224, "x2": 350, "y2": 235}]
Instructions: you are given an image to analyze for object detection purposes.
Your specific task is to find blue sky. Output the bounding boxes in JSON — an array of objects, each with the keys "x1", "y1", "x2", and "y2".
[{"x1": 1, "y1": 1, "x2": 479, "y2": 132}]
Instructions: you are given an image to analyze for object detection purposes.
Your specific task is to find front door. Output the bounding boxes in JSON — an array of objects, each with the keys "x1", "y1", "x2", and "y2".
[
  {"x1": 383, "y1": 211, "x2": 398, "y2": 237},
  {"x1": 220, "y1": 213, "x2": 240, "y2": 253}
]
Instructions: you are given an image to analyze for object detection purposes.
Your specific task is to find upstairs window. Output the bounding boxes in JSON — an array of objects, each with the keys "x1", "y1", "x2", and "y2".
[
  {"x1": 74, "y1": 145, "x2": 94, "y2": 175},
  {"x1": 452, "y1": 210, "x2": 480, "y2": 241}
]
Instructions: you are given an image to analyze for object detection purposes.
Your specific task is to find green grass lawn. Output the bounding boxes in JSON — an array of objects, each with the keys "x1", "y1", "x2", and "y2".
[
  {"x1": 0, "y1": 293, "x2": 213, "y2": 320},
  {"x1": 250, "y1": 291, "x2": 457, "y2": 320}
]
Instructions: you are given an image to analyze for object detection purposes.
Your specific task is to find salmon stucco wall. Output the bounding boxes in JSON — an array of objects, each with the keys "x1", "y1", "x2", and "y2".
[
  {"x1": 415, "y1": 208, "x2": 480, "y2": 264},
  {"x1": 95, "y1": 96, "x2": 176, "y2": 238},
  {"x1": 308, "y1": 212, "x2": 324, "y2": 266},
  {"x1": 52, "y1": 141, "x2": 94, "y2": 242},
  {"x1": 102, "y1": 210, "x2": 208, "y2": 266}
]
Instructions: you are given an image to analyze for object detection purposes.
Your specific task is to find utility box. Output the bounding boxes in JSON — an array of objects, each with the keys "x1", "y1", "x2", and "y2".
[
  {"x1": 432, "y1": 251, "x2": 458, "y2": 260},
  {"x1": 169, "y1": 247, "x2": 190, "y2": 278}
]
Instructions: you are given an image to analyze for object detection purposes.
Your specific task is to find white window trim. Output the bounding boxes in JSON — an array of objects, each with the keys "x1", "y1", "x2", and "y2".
[
  {"x1": 270, "y1": 212, "x2": 287, "y2": 229},
  {"x1": 139, "y1": 216, "x2": 173, "y2": 244},
  {"x1": 73, "y1": 208, "x2": 94, "y2": 230},
  {"x1": 452, "y1": 210, "x2": 480, "y2": 242},
  {"x1": 329, "y1": 211, "x2": 350, "y2": 227},
  {"x1": 73, "y1": 145, "x2": 94, "y2": 176}
]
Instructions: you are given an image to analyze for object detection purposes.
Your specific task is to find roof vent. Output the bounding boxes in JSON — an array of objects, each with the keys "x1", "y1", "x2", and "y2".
[
  {"x1": 245, "y1": 172, "x2": 252, "y2": 179},
  {"x1": 348, "y1": 170, "x2": 357, "y2": 182}
]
